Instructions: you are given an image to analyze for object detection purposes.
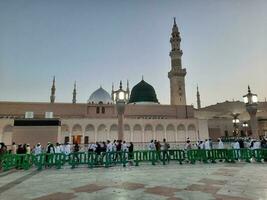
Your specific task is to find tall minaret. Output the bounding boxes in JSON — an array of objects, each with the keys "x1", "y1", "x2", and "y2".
[
  {"x1": 197, "y1": 85, "x2": 201, "y2": 109},
  {"x1": 50, "y1": 76, "x2": 56, "y2": 103},
  {"x1": 168, "y1": 18, "x2": 187, "y2": 105},
  {"x1": 72, "y1": 81, "x2": 77, "y2": 104},
  {"x1": 126, "y1": 80, "x2": 130, "y2": 97}
]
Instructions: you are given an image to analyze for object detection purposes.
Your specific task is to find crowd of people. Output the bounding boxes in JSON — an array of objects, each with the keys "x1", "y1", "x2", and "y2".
[
  {"x1": 0, "y1": 140, "x2": 135, "y2": 156},
  {"x1": 183, "y1": 137, "x2": 267, "y2": 150},
  {"x1": 1, "y1": 136, "x2": 267, "y2": 157}
]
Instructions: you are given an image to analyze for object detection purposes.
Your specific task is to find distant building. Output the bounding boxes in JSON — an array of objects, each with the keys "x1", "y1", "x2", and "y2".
[
  {"x1": 0, "y1": 19, "x2": 208, "y2": 146},
  {"x1": 195, "y1": 100, "x2": 267, "y2": 140},
  {"x1": 0, "y1": 19, "x2": 266, "y2": 147}
]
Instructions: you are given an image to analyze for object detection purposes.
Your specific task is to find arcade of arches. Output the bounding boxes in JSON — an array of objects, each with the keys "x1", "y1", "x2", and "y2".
[
  {"x1": 0, "y1": 119, "x2": 202, "y2": 145},
  {"x1": 58, "y1": 122, "x2": 197, "y2": 144}
]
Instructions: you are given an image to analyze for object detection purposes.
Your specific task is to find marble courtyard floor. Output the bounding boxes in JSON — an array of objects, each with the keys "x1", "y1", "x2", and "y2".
[{"x1": 0, "y1": 163, "x2": 267, "y2": 200}]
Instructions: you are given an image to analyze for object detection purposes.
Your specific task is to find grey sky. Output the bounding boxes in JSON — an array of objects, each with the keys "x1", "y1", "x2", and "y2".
[{"x1": 0, "y1": 0, "x2": 266, "y2": 107}]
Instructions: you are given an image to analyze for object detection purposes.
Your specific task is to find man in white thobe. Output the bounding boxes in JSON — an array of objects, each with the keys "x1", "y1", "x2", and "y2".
[
  {"x1": 64, "y1": 143, "x2": 71, "y2": 155},
  {"x1": 106, "y1": 140, "x2": 113, "y2": 152},
  {"x1": 55, "y1": 143, "x2": 61, "y2": 154},
  {"x1": 218, "y1": 138, "x2": 224, "y2": 149},
  {"x1": 34, "y1": 143, "x2": 42, "y2": 155},
  {"x1": 148, "y1": 140, "x2": 156, "y2": 150},
  {"x1": 204, "y1": 139, "x2": 211, "y2": 150}
]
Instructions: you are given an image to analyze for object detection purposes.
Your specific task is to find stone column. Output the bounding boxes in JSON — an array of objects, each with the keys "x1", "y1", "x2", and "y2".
[
  {"x1": 118, "y1": 114, "x2": 124, "y2": 140},
  {"x1": 247, "y1": 105, "x2": 259, "y2": 139},
  {"x1": 116, "y1": 101, "x2": 125, "y2": 141},
  {"x1": 69, "y1": 132, "x2": 72, "y2": 144}
]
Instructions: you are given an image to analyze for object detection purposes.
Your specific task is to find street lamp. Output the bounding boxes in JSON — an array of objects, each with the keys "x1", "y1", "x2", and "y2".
[
  {"x1": 112, "y1": 81, "x2": 129, "y2": 140},
  {"x1": 243, "y1": 86, "x2": 259, "y2": 139},
  {"x1": 242, "y1": 122, "x2": 249, "y2": 137},
  {"x1": 231, "y1": 113, "x2": 240, "y2": 137}
]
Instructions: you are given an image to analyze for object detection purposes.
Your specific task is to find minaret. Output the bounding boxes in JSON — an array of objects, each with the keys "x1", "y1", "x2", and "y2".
[
  {"x1": 168, "y1": 18, "x2": 187, "y2": 105},
  {"x1": 111, "y1": 83, "x2": 115, "y2": 101},
  {"x1": 126, "y1": 80, "x2": 130, "y2": 100},
  {"x1": 197, "y1": 85, "x2": 201, "y2": 109},
  {"x1": 72, "y1": 81, "x2": 77, "y2": 104},
  {"x1": 50, "y1": 76, "x2": 56, "y2": 103},
  {"x1": 119, "y1": 80, "x2": 122, "y2": 89}
]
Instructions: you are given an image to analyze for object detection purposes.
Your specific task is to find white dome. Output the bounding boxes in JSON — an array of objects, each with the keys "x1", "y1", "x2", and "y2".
[{"x1": 88, "y1": 87, "x2": 113, "y2": 104}]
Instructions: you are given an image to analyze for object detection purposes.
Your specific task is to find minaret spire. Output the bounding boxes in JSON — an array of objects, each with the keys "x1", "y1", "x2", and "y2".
[
  {"x1": 111, "y1": 82, "x2": 115, "y2": 102},
  {"x1": 126, "y1": 80, "x2": 129, "y2": 92},
  {"x1": 172, "y1": 17, "x2": 179, "y2": 32},
  {"x1": 197, "y1": 85, "x2": 201, "y2": 109},
  {"x1": 168, "y1": 18, "x2": 187, "y2": 105},
  {"x1": 72, "y1": 81, "x2": 77, "y2": 104},
  {"x1": 50, "y1": 76, "x2": 56, "y2": 103}
]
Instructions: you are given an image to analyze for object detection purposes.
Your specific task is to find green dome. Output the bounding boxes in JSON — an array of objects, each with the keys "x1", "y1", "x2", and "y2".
[{"x1": 128, "y1": 80, "x2": 159, "y2": 104}]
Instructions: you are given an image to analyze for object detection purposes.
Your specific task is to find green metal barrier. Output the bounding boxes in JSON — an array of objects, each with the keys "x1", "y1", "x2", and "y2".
[
  {"x1": 134, "y1": 151, "x2": 158, "y2": 166},
  {"x1": 211, "y1": 149, "x2": 228, "y2": 162},
  {"x1": 187, "y1": 149, "x2": 207, "y2": 164},
  {"x1": 168, "y1": 150, "x2": 185, "y2": 164},
  {"x1": 2, "y1": 154, "x2": 34, "y2": 171},
  {"x1": 2, "y1": 154, "x2": 17, "y2": 171},
  {"x1": 34, "y1": 153, "x2": 66, "y2": 170},
  {"x1": 69, "y1": 152, "x2": 87, "y2": 169},
  {"x1": 1, "y1": 149, "x2": 266, "y2": 172},
  {"x1": 253, "y1": 149, "x2": 266, "y2": 162},
  {"x1": 102, "y1": 151, "x2": 128, "y2": 167}
]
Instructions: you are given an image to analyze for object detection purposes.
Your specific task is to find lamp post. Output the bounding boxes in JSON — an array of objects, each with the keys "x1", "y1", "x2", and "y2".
[
  {"x1": 242, "y1": 122, "x2": 249, "y2": 137},
  {"x1": 232, "y1": 113, "x2": 240, "y2": 137},
  {"x1": 243, "y1": 86, "x2": 259, "y2": 139},
  {"x1": 112, "y1": 81, "x2": 129, "y2": 141}
]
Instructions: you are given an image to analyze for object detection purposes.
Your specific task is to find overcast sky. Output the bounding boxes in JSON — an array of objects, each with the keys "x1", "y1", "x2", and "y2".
[{"x1": 0, "y1": 0, "x2": 266, "y2": 107}]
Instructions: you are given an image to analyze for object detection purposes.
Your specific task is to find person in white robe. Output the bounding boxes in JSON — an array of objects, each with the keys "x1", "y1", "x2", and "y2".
[
  {"x1": 204, "y1": 139, "x2": 210, "y2": 150},
  {"x1": 34, "y1": 143, "x2": 42, "y2": 155},
  {"x1": 122, "y1": 141, "x2": 128, "y2": 152},
  {"x1": 64, "y1": 142, "x2": 71, "y2": 155},
  {"x1": 218, "y1": 138, "x2": 224, "y2": 149},
  {"x1": 199, "y1": 141, "x2": 205, "y2": 149},
  {"x1": 55, "y1": 143, "x2": 61, "y2": 154},
  {"x1": 148, "y1": 140, "x2": 156, "y2": 150},
  {"x1": 112, "y1": 140, "x2": 117, "y2": 152},
  {"x1": 106, "y1": 140, "x2": 113, "y2": 152}
]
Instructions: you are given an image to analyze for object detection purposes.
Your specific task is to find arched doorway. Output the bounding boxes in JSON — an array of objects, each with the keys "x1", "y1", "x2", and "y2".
[
  {"x1": 97, "y1": 124, "x2": 107, "y2": 142},
  {"x1": 124, "y1": 124, "x2": 131, "y2": 142},
  {"x1": 85, "y1": 124, "x2": 95, "y2": 143},
  {"x1": 109, "y1": 124, "x2": 118, "y2": 141},
  {"x1": 166, "y1": 124, "x2": 176, "y2": 142},
  {"x1": 144, "y1": 124, "x2": 153, "y2": 142},
  {"x1": 133, "y1": 124, "x2": 142, "y2": 142},
  {"x1": 177, "y1": 124, "x2": 186, "y2": 142},
  {"x1": 188, "y1": 124, "x2": 197, "y2": 142},
  {"x1": 61, "y1": 124, "x2": 70, "y2": 144},
  {"x1": 72, "y1": 124, "x2": 82, "y2": 144},
  {"x1": 155, "y1": 124, "x2": 164, "y2": 142}
]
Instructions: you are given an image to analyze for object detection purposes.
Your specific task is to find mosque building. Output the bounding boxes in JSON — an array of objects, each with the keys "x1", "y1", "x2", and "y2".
[{"x1": 0, "y1": 19, "x2": 266, "y2": 147}]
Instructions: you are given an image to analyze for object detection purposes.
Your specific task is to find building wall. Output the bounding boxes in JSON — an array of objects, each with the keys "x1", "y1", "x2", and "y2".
[
  {"x1": 0, "y1": 119, "x2": 14, "y2": 145},
  {"x1": 0, "y1": 117, "x2": 203, "y2": 146},
  {"x1": 13, "y1": 126, "x2": 60, "y2": 147},
  {"x1": 0, "y1": 102, "x2": 194, "y2": 119}
]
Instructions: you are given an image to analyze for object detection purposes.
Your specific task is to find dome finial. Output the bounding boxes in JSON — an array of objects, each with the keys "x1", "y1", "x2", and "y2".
[
  {"x1": 173, "y1": 17, "x2": 176, "y2": 25},
  {"x1": 142, "y1": 75, "x2": 144, "y2": 81},
  {"x1": 119, "y1": 80, "x2": 122, "y2": 89},
  {"x1": 248, "y1": 85, "x2": 251, "y2": 93}
]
